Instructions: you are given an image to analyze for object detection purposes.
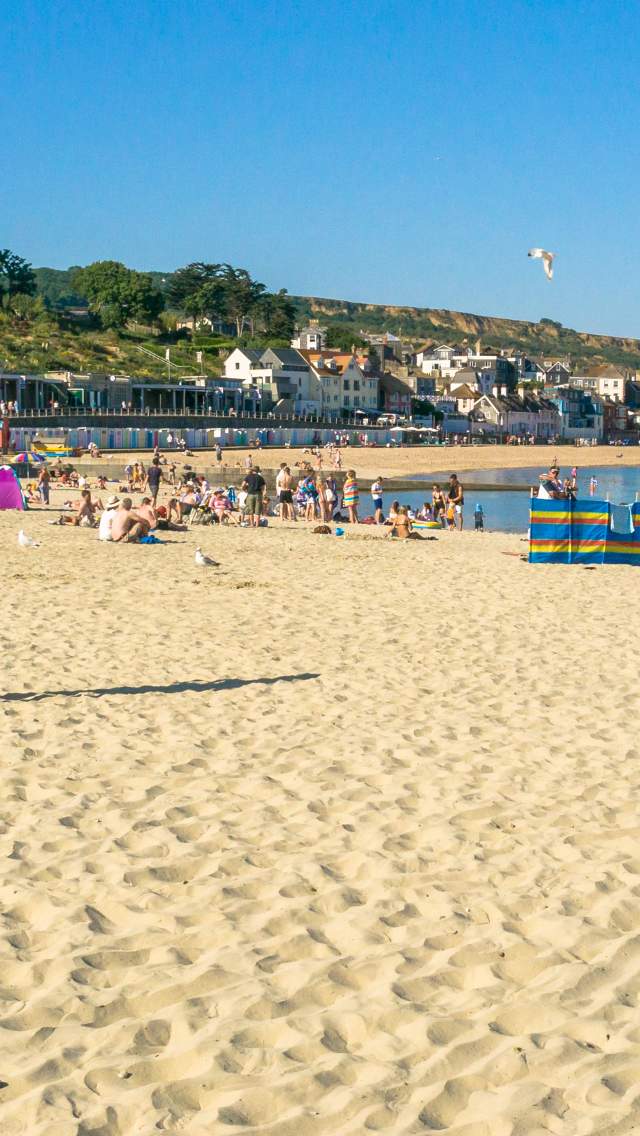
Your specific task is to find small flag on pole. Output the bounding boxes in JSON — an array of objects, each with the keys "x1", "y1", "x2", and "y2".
[
  {"x1": 196, "y1": 351, "x2": 203, "y2": 363},
  {"x1": 165, "y1": 348, "x2": 171, "y2": 361}
]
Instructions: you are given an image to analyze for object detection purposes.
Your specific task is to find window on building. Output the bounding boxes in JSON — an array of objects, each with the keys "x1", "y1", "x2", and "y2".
[
  {"x1": 353, "y1": 380, "x2": 360, "y2": 391},
  {"x1": 354, "y1": 396, "x2": 360, "y2": 406},
  {"x1": 344, "y1": 396, "x2": 350, "y2": 406},
  {"x1": 235, "y1": 362, "x2": 240, "y2": 370},
  {"x1": 343, "y1": 380, "x2": 350, "y2": 390}
]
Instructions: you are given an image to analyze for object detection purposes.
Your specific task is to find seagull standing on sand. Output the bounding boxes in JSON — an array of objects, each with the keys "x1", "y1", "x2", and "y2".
[
  {"x1": 528, "y1": 248, "x2": 555, "y2": 280},
  {"x1": 18, "y1": 529, "x2": 40, "y2": 548},
  {"x1": 195, "y1": 547, "x2": 219, "y2": 567}
]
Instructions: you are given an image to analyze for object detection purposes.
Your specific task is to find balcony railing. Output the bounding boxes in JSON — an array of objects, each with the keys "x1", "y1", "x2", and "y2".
[{"x1": 4, "y1": 406, "x2": 386, "y2": 429}]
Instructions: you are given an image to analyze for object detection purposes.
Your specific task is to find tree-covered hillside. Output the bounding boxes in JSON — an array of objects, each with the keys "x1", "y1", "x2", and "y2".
[{"x1": 1, "y1": 260, "x2": 638, "y2": 376}]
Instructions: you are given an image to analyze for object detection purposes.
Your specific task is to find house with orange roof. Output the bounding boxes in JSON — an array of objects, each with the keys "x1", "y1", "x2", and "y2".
[{"x1": 298, "y1": 350, "x2": 379, "y2": 417}]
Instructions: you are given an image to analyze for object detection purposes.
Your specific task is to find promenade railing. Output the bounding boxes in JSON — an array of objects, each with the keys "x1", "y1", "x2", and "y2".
[{"x1": 4, "y1": 406, "x2": 386, "y2": 430}]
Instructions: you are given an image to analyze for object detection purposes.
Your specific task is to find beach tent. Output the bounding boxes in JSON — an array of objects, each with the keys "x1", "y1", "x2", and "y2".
[
  {"x1": 0, "y1": 465, "x2": 27, "y2": 510},
  {"x1": 529, "y1": 497, "x2": 640, "y2": 565}
]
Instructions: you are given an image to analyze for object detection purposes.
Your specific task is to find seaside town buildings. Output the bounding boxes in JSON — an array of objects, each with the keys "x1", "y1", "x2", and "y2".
[{"x1": 2, "y1": 330, "x2": 640, "y2": 442}]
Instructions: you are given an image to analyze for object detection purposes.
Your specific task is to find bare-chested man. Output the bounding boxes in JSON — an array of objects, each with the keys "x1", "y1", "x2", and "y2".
[
  {"x1": 111, "y1": 498, "x2": 149, "y2": 543},
  {"x1": 277, "y1": 464, "x2": 296, "y2": 522}
]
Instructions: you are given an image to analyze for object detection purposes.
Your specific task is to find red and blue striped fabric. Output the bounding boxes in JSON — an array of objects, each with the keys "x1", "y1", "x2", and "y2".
[{"x1": 529, "y1": 498, "x2": 640, "y2": 565}]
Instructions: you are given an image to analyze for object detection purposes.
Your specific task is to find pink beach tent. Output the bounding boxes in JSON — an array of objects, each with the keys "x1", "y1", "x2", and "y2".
[{"x1": 0, "y1": 465, "x2": 27, "y2": 510}]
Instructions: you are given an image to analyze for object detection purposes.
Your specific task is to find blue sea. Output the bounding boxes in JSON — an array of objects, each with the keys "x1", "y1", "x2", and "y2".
[{"x1": 379, "y1": 465, "x2": 640, "y2": 534}]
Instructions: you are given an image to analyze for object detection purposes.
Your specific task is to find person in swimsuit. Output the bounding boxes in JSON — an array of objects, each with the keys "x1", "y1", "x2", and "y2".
[
  {"x1": 278, "y1": 466, "x2": 295, "y2": 522},
  {"x1": 432, "y1": 485, "x2": 446, "y2": 524},
  {"x1": 387, "y1": 505, "x2": 412, "y2": 539}
]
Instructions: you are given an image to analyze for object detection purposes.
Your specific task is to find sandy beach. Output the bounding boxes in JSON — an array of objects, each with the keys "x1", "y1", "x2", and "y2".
[
  {"x1": 2, "y1": 479, "x2": 640, "y2": 1134},
  {"x1": 74, "y1": 442, "x2": 640, "y2": 484}
]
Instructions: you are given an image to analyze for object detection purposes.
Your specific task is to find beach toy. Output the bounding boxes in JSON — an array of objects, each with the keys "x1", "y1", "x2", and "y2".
[{"x1": 335, "y1": 526, "x2": 345, "y2": 536}]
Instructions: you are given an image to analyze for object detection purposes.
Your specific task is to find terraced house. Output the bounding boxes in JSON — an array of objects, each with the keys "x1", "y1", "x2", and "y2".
[{"x1": 299, "y1": 350, "x2": 379, "y2": 417}]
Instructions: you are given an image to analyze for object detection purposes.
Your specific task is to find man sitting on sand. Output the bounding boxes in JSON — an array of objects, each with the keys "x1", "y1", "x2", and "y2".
[
  {"x1": 138, "y1": 496, "x2": 187, "y2": 532},
  {"x1": 111, "y1": 497, "x2": 150, "y2": 543},
  {"x1": 136, "y1": 496, "x2": 159, "y2": 530}
]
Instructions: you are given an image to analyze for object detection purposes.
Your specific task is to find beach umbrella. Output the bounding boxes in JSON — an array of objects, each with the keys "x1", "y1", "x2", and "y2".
[{"x1": 12, "y1": 452, "x2": 45, "y2": 463}]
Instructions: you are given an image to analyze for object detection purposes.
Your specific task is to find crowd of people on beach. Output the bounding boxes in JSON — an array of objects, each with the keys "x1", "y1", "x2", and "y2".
[{"x1": 30, "y1": 447, "x2": 481, "y2": 542}]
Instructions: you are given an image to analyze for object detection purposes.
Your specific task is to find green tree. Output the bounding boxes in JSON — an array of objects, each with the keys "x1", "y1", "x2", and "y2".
[
  {"x1": 220, "y1": 265, "x2": 266, "y2": 336},
  {"x1": 255, "y1": 289, "x2": 296, "y2": 339},
  {"x1": 325, "y1": 323, "x2": 367, "y2": 351},
  {"x1": 9, "y1": 293, "x2": 48, "y2": 323},
  {"x1": 71, "y1": 261, "x2": 164, "y2": 328},
  {"x1": 0, "y1": 249, "x2": 36, "y2": 305},
  {"x1": 168, "y1": 262, "x2": 227, "y2": 327},
  {"x1": 34, "y1": 266, "x2": 86, "y2": 309}
]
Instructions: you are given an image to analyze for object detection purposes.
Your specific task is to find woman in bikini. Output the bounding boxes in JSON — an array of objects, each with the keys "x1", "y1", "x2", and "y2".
[{"x1": 387, "y1": 505, "x2": 412, "y2": 539}]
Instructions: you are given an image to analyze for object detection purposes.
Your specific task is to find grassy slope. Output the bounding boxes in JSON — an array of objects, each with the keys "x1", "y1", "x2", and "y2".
[
  {"x1": 0, "y1": 315, "x2": 225, "y2": 379},
  {"x1": 9, "y1": 268, "x2": 639, "y2": 376}
]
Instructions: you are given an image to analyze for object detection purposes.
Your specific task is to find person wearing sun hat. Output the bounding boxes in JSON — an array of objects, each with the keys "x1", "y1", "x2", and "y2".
[{"x1": 98, "y1": 495, "x2": 120, "y2": 541}]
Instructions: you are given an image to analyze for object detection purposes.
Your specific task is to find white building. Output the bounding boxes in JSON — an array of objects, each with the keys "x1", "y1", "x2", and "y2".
[
  {"x1": 571, "y1": 365, "x2": 627, "y2": 403},
  {"x1": 470, "y1": 390, "x2": 561, "y2": 440},
  {"x1": 223, "y1": 348, "x2": 262, "y2": 384},
  {"x1": 299, "y1": 350, "x2": 379, "y2": 416},
  {"x1": 249, "y1": 347, "x2": 321, "y2": 415},
  {"x1": 414, "y1": 344, "x2": 470, "y2": 379}
]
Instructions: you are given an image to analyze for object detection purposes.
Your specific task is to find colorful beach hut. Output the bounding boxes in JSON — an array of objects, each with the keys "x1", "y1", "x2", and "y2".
[
  {"x1": 0, "y1": 465, "x2": 27, "y2": 510},
  {"x1": 529, "y1": 497, "x2": 640, "y2": 565}
]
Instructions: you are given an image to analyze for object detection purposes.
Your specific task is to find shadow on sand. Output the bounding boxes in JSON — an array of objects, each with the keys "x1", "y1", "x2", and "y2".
[{"x1": 1, "y1": 673, "x2": 320, "y2": 703}]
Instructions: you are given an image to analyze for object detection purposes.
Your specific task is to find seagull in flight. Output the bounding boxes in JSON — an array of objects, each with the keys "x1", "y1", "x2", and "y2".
[
  {"x1": 195, "y1": 547, "x2": 219, "y2": 567},
  {"x1": 18, "y1": 529, "x2": 40, "y2": 548},
  {"x1": 528, "y1": 248, "x2": 555, "y2": 280}
]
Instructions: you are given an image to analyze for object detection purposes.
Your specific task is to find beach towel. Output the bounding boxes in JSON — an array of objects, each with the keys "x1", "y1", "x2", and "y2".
[{"x1": 140, "y1": 534, "x2": 163, "y2": 544}]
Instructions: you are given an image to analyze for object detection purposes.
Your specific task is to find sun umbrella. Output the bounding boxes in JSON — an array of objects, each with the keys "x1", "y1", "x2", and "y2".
[{"x1": 12, "y1": 452, "x2": 45, "y2": 463}]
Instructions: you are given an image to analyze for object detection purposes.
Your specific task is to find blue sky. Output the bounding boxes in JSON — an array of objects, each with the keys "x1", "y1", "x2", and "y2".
[{"x1": 3, "y1": 0, "x2": 639, "y2": 336}]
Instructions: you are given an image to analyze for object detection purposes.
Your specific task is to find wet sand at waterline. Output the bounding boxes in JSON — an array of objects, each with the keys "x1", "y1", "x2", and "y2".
[{"x1": 2, "y1": 505, "x2": 640, "y2": 1134}]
